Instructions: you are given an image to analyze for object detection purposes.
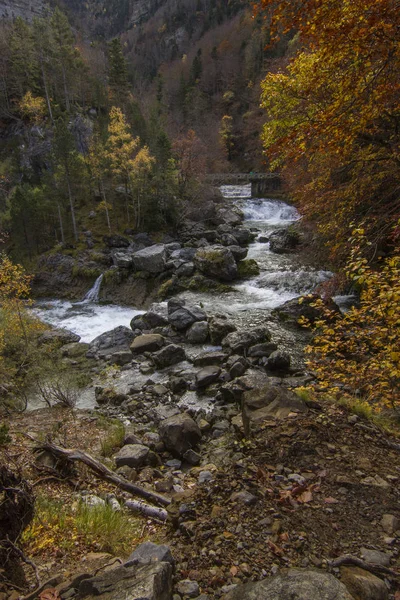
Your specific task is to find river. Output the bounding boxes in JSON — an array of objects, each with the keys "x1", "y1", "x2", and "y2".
[{"x1": 33, "y1": 185, "x2": 332, "y2": 341}]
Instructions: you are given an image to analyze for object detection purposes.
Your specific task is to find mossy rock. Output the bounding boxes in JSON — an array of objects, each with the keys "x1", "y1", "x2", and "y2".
[{"x1": 237, "y1": 259, "x2": 260, "y2": 278}]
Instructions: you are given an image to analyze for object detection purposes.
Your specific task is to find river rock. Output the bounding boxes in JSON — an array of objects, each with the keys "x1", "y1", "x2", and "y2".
[
  {"x1": 132, "y1": 244, "x2": 166, "y2": 274},
  {"x1": 186, "y1": 321, "x2": 209, "y2": 344},
  {"x1": 196, "y1": 366, "x2": 221, "y2": 388},
  {"x1": 272, "y1": 294, "x2": 340, "y2": 328},
  {"x1": 221, "y1": 570, "x2": 353, "y2": 600},
  {"x1": 78, "y1": 562, "x2": 172, "y2": 600},
  {"x1": 228, "y1": 245, "x2": 248, "y2": 262},
  {"x1": 141, "y1": 311, "x2": 169, "y2": 329},
  {"x1": 168, "y1": 305, "x2": 207, "y2": 331},
  {"x1": 248, "y1": 342, "x2": 278, "y2": 358},
  {"x1": 152, "y1": 344, "x2": 186, "y2": 369},
  {"x1": 112, "y1": 251, "x2": 134, "y2": 268},
  {"x1": 194, "y1": 246, "x2": 238, "y2": 281},
  {"x1": 232, "y1": 228, "x2": 253, "y2": 246},
  {"x1": 130, "y1": 334, "x2": 165, "y2": 354},
  {"x1": 340, "y1": 566, "x2": 388, "y2": 600},
  {"x1": 218, "y1": 369, "x2": 272, "y2": 403},
  {"x1": 176, "y1": 262, "x2": 195, "y2": 277},
  {"x1": 193, "y1": 351, "x2": 228, "y2": 367},
  {"x1": 114, "y1": 445, "x2": 150, "y2": 469},
  {"x1": 125, "y1": 542, "x2": 174, "y2": 567},
  {"x1": 209, "y1": 316, "x2": 237, "y2": 344},
  {"x1": 267, "y1": 350, "x2": 291, "y2": 371},
  {"x1": 110, "y1": 350, "x2": 133, "y2": 366},
  {"x1": 222, "y1": 327, "x2": 270, "y2": 353},
  {"x1": 103, "y1": 234, "x2": 130, "y2": 248},
  {"x1": 87, "y1": 326, "x2": 135, "y2": 358},
  {"x1": 159, "y1": 413, "x2": 202, "y2": 457},
  {"x1": 39, "y1": 328, "x2": 81, "y2": 346},
  {"x1": 220, "y1": 233, "x2": 239, "y2": 246},
  {"x1": 269, "y1": 228, "x2": 300, "y2": 254},
  {"x1": 216, "y1": 207, "x2": 243, "y2": 226},
  {"x1": 61, "y1": 342, "x2": 90, "y2": 358}
]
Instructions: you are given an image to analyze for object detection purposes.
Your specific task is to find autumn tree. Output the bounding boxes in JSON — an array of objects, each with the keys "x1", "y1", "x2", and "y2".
[{"x1": 257, "y1": 0, "x2": 400, "y2": 262}]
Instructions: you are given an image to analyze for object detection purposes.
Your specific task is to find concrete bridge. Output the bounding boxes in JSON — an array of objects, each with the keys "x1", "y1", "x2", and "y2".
[{"x1": 206, "y1": 173, "x2": 282, "y2": 198}]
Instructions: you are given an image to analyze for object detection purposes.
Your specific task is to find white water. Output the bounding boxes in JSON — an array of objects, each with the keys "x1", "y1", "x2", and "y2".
[{"x1": 81, "y1": 274, "x2": 104, "y2": 303}]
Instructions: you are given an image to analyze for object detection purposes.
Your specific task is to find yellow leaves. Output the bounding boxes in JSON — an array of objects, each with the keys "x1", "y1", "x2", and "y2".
[{"x1": 19, "y1": 91, "x2": 47, "y2": 123}]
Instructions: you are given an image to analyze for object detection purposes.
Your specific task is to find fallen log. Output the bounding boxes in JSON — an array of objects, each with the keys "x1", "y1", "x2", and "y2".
[
  {"x1": 125, "y1": 500, "x2": 168, "y2": 522},
  {"x1": 37, "y1": 443, "x2": 170, "y2": 507},
  {"x1": 329, "y1": 555, "x2": 399, "y2": 579}
]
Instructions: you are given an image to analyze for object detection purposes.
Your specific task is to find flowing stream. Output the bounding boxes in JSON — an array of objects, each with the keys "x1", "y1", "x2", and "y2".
[{"x1": 33, "y1": 185, "x2": 333, "y2": 341}]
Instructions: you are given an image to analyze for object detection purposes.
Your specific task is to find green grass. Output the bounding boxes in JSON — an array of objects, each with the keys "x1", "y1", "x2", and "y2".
[{"x1": 99, "y1": 417, "x2": 126, "y2": 457}]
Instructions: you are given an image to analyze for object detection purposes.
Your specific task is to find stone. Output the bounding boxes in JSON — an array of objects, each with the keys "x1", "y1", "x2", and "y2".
[
  {"x1": 159, "y1": 413, "x2": 202, "y2": 457},
  {"x1": 267, "y1": 350, "x2": 291, "y2": 371},
  {"x1": 228, "y1": 245, "x2": 248, "y2": 262},
  {"x1": 198, "y1": 471, "x2": 213, "y2": 484},
  {"x1": 168, "y1": 306, "x2": 207, "y2": 331},
  {"x1": 216, "y1": 207, "x2": 243, "y2": 226},
  {"x1": 340, "y1": 566, "x2": 388, "y2": 600},
  {"x1": 221, "y1": 569, "x2": 354, "y2": 600},
  {"x1": 233, "y1": 228, "x2": 253, "y2": 246},
  {"x1": 248, "y1": 342, "x2": 278, "y2": 358},
  {"x1": 381, "y1": 514, "x2": 399, "y2": 535},
  {"x1": 38, "y1": 328, "x2": 81, "y2": 346},
  {"x1": 124, "y1": 433, "x2": 143, "y2": 446},
  {"x1": 130, "y1": 334, "x2": 165, "y2": 354},
  {"x1": 196, "y1": 366, "x2": 221, "y2": 388},
  {"x1": 152, "y1": 345, "x2": 186, "y2": 369},
  {"x1": 176, "y1": 262, "x2": 195, "y2": 277},
  {"x1": 87, "y1": 326, "x2": 135, "y2": 358},
  {"x1": 360, "y1": 548, "x2": 391, "y2": 567},
  {"x1": 208, "y1": 316, "x2": 237, "y2": 344},
  {"x1": 114, "y1": 445, "x2": 150, "y2": 469},
  {"x1": 183, "y1": 449, "x2": 201, "y2": 465},
  {"x1": 141, "y1": 311, "x2": 169, "y2": 329},
  {"x1": 125, "y1": 542, "x2": 174, "y2": 567},
  {"x1": 231, "y1": 490, "x2": 257, "y2": 506},
  {"x1": 61, "y1": 342, "x2": 90, "y2": 358},
  {"x1": 272, "y1": 294, "x2": 340, "y2": 328},
  {"x1": 222, "y1": 327, "x2": 271, "y2": 353},
  {"x1": 113, "y1": 251, "x2": 134, "y2": 268},
  {"x1": 132, "y1": 244, "x2": 166, "y2": 274},
  {"x1": 110, "y1": 350, "x2": 133, "y2": 366},
  {"x1": 269, "y1": 228, "x2": 300, "y2": 254},
  {"x1": 176, "y1": 580, "x2": 200, "y2": 598},
  {"x1": 193, "y1": 351, "x2": 228, "y2": 367},
  {"x1": 186, "y1": 321, "x2": 209, "y2": 344},
  {"x1": 103, "y1": 234, "x2": 130, "y2": 248},
  {"x1": 194, "y1": 246, "x2": 238, "y2": 281},
  {"x1": 78, "y1": 562, "x2": 172, "y2": 600}
]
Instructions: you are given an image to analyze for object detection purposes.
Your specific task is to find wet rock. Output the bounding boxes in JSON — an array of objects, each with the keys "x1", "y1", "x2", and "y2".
[
  {"x1": 221, "y1": 569, "x2": 353, "y2": 600},
  {"x1": 216, "y1": 207, "x2": 243, "y2": 226},
  {"x1": 267, "y1": 350, "x2": 291, "y2": 371},
  {"x1": 125, "y1": 542, "x2": 174, "y2": 567},
  {"x1": 39, "y1": 328, "x2": 81, "y2": 346},
  {"x1": 132, "y1": 244, "x2": 166, "y2": 274},
  {"x1": 114, "y1": 445, "x2": 150, "y2": 469},
  {"x1": 228, "y1": 245, "x2": 248, "y2": 262},
  {"x1": 130, "y1": 334, "x2": 165, "y2": 354},
  {"x1": 186, "y1": 321, "x2": 209, "y2": 344},
  {"x1": 103, "y1": 234, "x2": 130, "y2": 248},
  {"x1": 269, "y1": 228, "x2": 300, "y2": 254},
  {"x1": 229, "y1": 358, "x2": 248, "y2": 379},
  {"x1": 168, "y1": 305, "x2": 207, "y2": 331},
  {"x1": 232, "y1": 228, "x2": 253, "y2": 246},
  {"x1": 176, "y1": 580, "x2": 200, "y2": 598},
  {"x1": 87, "y1": 326, "x2": 135, "y2": 358},
  {"x1": 193, "y1": 350, "x2": 228, "y2": 367},
  {"x1": 222, "y1": 327, "x2": 270, "y2": 354},
  {"x1": 141, "y1": 311, "x2": 169, "y2": 329},
  {"x1": 152, "y1": 345, "x2": 186, "y2": 369},
  {"x1": 194, "y1": 246, "x2": 238, "y2": 281},
  {"x1": 196, "y1": 366, "x2": 221, "y2": 388},
  {"x1": 78, "y1": 562, "x2": 172, "y2": 600},
  {"x1": 209, "y1": 317, "x2": 237, "y2": 345},
  {"x1": 220, "y1": 233, "x2": 239, "y2": 246},
  {"x1": 340, "y1": 566, "x2": 388, "y2": 600},
  {"x1": 159, "y1": 413, "x2": 202, "y2": 457}
]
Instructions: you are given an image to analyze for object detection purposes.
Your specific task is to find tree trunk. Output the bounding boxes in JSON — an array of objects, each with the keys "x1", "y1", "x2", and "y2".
[
  {"x1": 65, "y1": 166, "x2": 78, "y2": 241},
  {"x1": 57, "y1": 202, "x2": 65, "y2": 245}
]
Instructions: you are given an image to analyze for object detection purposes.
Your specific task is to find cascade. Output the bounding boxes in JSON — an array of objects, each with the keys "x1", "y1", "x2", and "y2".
[{"x1": 82, "y1": 274, "x2": 104, "y2": 303}]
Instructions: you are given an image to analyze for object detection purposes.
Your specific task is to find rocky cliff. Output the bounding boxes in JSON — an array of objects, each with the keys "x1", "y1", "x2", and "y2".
[{"x1": 0, "y1": 0, "x2": 46, "y2": 20}]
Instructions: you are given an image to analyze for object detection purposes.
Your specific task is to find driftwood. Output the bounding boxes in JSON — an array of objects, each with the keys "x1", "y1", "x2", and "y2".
[
  {"x1": 38, "y1": 443, "x2": 170, "y2": 507},
  {"x1": 329, "y1": 555, "x2": 399, "y2": 578},
  {"x1": 125, "y1": 500, "x2": 168, "y2": 522}
]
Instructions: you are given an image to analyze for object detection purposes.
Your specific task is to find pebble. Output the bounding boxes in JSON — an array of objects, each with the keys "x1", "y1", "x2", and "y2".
[
  {"x1": 176, "y1": 579, "x2": 200, "y2": 598},
  {"x1": 198, "y1": 471, "x2": 213, "y2": 484}
]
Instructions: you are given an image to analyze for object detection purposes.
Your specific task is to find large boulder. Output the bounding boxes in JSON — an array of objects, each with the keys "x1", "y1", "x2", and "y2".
[
  {"x1": 269, "y1": 228, "x2": 300, "y2": 254},
  {"x1": 159, "y1": 413, "x2": 201, "y2": 457},
  {"x1": 152, "y1": 344, "x2": 186, "y2": 369},
  {"x1": 194, "y1": 246, "x2": 238, "y2": 281},
  {"x1": 38, "y1": 328, "x2": 81, "y2": 346},
  {"x1": 125, "y1": 542, "x2": 174, "y2": 568},
  {"x1": 132, "y1": 245, "x2": 166, "y2": 274},
  {"x1": 130, "y1": 334, "x2": 165, "y2": 354},
  {"x1": 114, "y1": 445, "x2": 150, "y2": 469},
  {"x1": 131, "y1": 311, "x2": 169, "y2": 331},
  {"x1": 186, "y1": 321, "x2": 209, "y2": 344},
  {"x1": 216, "y1": 207, "x2": 243, "y2": 226},
  {"x1": 221, "y1": 570, "x2": 353, "y2": 600},
  {"x1": 222, "y1": 327, "x2": 271, "y2": 354},
  {"x1": 87, "y1": 326, "x2": 135, "y2": 358},
  {"x1": 103, "y1": 234, "x2": 130, "y2": 248},
  {"x1": 112, "y1": 251, "x2": 134, "y2": 269},
  {"x1": 78, "y1": 562, "x2": 172, "y2": 600}
]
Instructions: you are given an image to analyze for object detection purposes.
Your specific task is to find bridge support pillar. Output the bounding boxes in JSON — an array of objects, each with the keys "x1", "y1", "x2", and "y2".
[{"x1": 251, "y1": 175, "x2": 282, "y2": 198}]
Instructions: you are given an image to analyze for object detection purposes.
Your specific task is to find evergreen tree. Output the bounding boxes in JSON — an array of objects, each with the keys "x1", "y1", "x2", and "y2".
[
  {"x1": 108, "y1": 38, "x2": 129, "y2": 102},
  {"x1": 9, "y1": 18, "x2": 38, "y2": 100},
  {"x1": 50, "y1": 8, "x2": 79, "y2": 112}
]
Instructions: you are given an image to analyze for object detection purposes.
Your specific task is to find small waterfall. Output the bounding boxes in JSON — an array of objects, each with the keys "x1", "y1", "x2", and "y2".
[{"x1": 82, "y1": 274, "x2": 104, "y2": 303}]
